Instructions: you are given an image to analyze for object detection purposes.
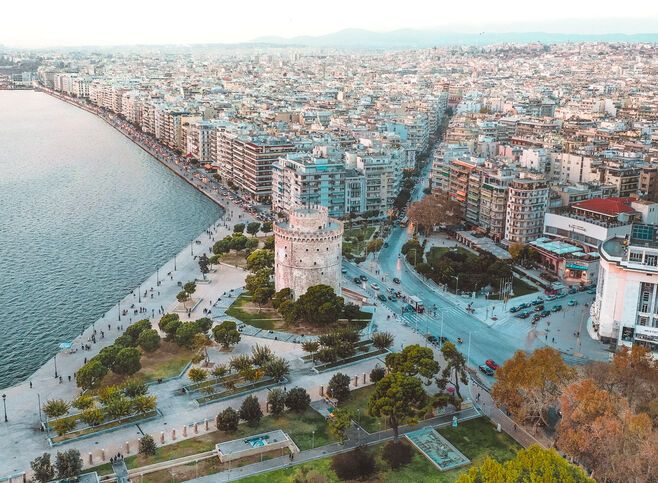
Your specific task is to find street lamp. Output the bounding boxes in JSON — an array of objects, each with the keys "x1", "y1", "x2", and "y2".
[
  {"x1": 138, "y1": 284, "x2": 141, "y2": 303},
  {"x1": 174, "y1": 254, "x2": 177, "y2": 271},
  {"x1": 191, "y1": 240, "x2": 194, "y2": 256},
  {"x1": 312, "y1": 430, "x2": 315, "y2": 449},
  {"x1": 118, "y1": 299, "x2": 122, "y2": 322},
  {"x1": 2, "y1": 394, "x2": 7, "y2": 422},
  {"x1": 451, "y1": 275, "x2": 459, "y2": 294},
  {"x1": 54, "y1": 353, "x2": 58, "y2": 378}
]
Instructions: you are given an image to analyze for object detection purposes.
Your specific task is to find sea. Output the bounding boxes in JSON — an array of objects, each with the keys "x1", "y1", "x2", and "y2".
[{"x1": 0, "y1": 90, "x2": 223, "y2": 389}]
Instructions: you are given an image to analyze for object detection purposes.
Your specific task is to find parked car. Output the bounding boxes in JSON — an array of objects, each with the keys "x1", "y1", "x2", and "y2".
[
  {"x1": 359, "y1": 275, "x2": 368, "y2": 281},
  {"x1": 516, "y1": 311, "x2": 531, "y2": 319},
  {"x1": 479, "y1": 365, "x2": 495, "y2": 376},
  {"x1": 388, "y1": 295, "x2": 397, "y2": 301},
  {"x1": 532, "y1": 314, "x2": 542, "y2": 323},
  {"x1": 371, "y1": 283, "x2": 380, "y2": 290},
  {"x1": 531, "y1": 297, "x2": 544, "y2": 306},
  {"x1": 545, "y1": 295, "x2": 558, "y2": 302},
  {"x1": 485, "y1": 359, "x2": 499, "y2": 370},
  {"x1": 377, "y1": 294, "x2": 387, "y2": 302},
  {"x1": 426, "y1": 335, "x2": 438, "y2": 343},
  {"x1": 341, "y1": 268, "x2": 347, "y2": 274},
  {"x1": 534, "y1": 304, "x2": 545, "y2": 312},
  {"x1": 540, "y1": 310, "x2": 551, "y2": 318},
  {"x1": 551, "y1": 305, "x2": 563, "y2": 312},
  {"x1": 509, "y1": 306, "x2": 520, "y2": 313},
  {"x1": 568, "y1": 299, "x2": 578, "y2": 306},
  {"x1": 353, "y1": 277, "x2": 361, "y2": 284},
  {"x1": 393, "y1": 277, "x2": 401, "y2": 284},
  {"x1": 518, "y1": 302, "x2": 530, "y2": 309},
  {"x1": 568, "y1": 287, "x2": 578, "y2": 295},
  {"x1": 587, "y1": 289, "x2": 596, "y2": 295}
]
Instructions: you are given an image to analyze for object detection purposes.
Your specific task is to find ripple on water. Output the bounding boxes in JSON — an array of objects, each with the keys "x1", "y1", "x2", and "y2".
[{"x1": 0, "y1": 91, "x2": 223, "y2": 389}]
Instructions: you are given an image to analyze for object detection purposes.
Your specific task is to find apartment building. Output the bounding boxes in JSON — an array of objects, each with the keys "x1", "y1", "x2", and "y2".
[{"x1": 504, "y1": 174, "x2": 550, "y2": 244}]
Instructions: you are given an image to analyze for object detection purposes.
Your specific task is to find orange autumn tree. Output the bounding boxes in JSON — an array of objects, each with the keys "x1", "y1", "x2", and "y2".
[
  {"x1": 491, "y1": 347, "x2": 576, "y2": 430},
  {"x1": 407, "y1": 190, "x2": 460, "y2": 234}
]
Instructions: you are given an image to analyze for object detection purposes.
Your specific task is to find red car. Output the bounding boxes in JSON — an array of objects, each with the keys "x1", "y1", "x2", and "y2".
[{"x1": 485, "y1": 359, "x2": 499, "y2": 370}]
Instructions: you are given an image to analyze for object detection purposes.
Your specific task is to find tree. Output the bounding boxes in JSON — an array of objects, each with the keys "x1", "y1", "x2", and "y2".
[
  {"x1": 230, "y1": 353, "x2": 253, "y2": 373},
  {"x1": 342, "y1": 303, "x2": 362, "y2": 322},
  {"x1": 212, "y1": 364, "x2": 228, "y2": 379},
  {"x1": 125, "y1": 319, "x2": 152, "y2": 342},
  {"x1": 294, "y1": 285, "x2": 344, "y2": 325},
  {"x1": 188, "y1": 367, "x2": 208, "y2": 384},
  {"x1": 76, "y1": 358, "x2": 109, "y2": 390},
  {"x1": 368, "y1": 372, "x2": 428, "y2": 440},
  {"x1": 366, "y1": 238, "x2": 384, "y2": 255},
  {"x1": 246, "y1": 249, "x2": 274, "y2": 272},
  {"x1": 216, "y1": 406, "x2": 240, "y2": 432},
  {"x1": 263, "y1": 357, "x2": 290, "y2": 382},
  {"x1": 327, "y1": 372, "x2": 351, "y2": 402},
  {"x1": 245, "y1": 268, "x2": 273, "y2": 294},
  {"x1": 456, "y1": 445, "x2": 593, "y2": 483},
  {"x1": 122, "y1": 378, "x2": 148, "y2": 397},
  {"x1": 408, "y1": 189, "x2": 461, "y2": 234},
  {"x1": 139, "y1": 434, "x2": 157, "y2": 456},
  {"x1": 112, "y1": 347, "x2": 142, "y2": 375},
  {"x1": 246, "y1": 221, "x2": 261, "y2": 236},
  {"x1": 175, "y1": 322, "x2": 201, "y2": 348},
  {"x1": 385, "y1": 344, "x2": 439, "y2": 381},
  {"x1": 382, "y1": 440, "x2": 414, "y2": 469},
  {"x1": 267, "y1": 388, "x2": 287, "y2": 415},
  {"x1": 80, "y1": 407, "x2": 104, "y2": 426},
  {"x1": 183, "y1": 281, "x2": 197, "y2": 297},
  {"x1": 213, "y1": 321, "x2": 241, "y2": 349},
  {"x1": 233, "y1": 223, "x2": 245, "y2": 233},
  {"x1": 251, "y1": 344, "x2": 274, "y2": 366},
  {"x1": 240, "y1": 395, "x2": 263, "y2": 427},
  {"x1": 98, "y1": 345, "x2": 122, "y2": 369},
  {"x1": 55, "y1": 449, "x2": 83, "y2": 480},
  {"x1": 105, "y1": 395, "x2": 133, "y2": 419},
  {"x1": 370, "y1": 366, "x2": 386, "y2": 383},
  {"x1": 176, "y1": 290, "x2": 190, "y2": 307},
  {"x1": 328, "y1": 408, "x2": 353, "y2": 443},
  {"x1": 132, "y1": 395, "x2": 157, "y2": 414},
  {"x1": 138, "y1": 328, "x2": 160, "y2": 352},
  {"x1": 261, "y1": 221, "x2": 273, "y2": 233},
  {"x1": 31, "y1": 453, "x2": 55, "y2": 483},
  {"x1": 331, "y1": 446, "x2": 376, "y2": 481},
  {"x1": 301, "y1": 340, "x2": 320, "y2": 361},
  {"x1": 272, "y1": 288, "x2": 292, "y2": 309},
  {"x1": 437, "y1": 342, "x2": 468, "y2": 399},
  {"x1": 51, "y1": 418, "x2": 76, "y2": 436},
  {"x1": 372, "y1": 331, "x2": 394, "y2": 350},
  {"x1": 43, "y1": 399, "x2": 69, "y2": 419},
  {"x1": 198, "y1": 254, "x2": 210, "y2": 280},
  {"x1": 492, "y1": 347, "x2": 576, "y2": 430},
  {"x1": 253, "y1": 286, "x2": 274, "y2": 308},
  {"x1": 285, "y1": 387, "x2": 311, "y2": 412},
  {"x1": 71, "y1": 394, "x2": 94, "y2": 411},
  {"x1": 195, "y1": 317, "x2": 213, "y2": 334}
]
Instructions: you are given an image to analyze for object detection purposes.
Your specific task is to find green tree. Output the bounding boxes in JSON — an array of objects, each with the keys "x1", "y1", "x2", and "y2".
[
  {"x1": 343, "y1": 303, "x2": 362, "y2": 322},
  {"x1": 246, "y1": 221, "x2": 261, "y2": 236},
  {"x1": 252, "y1": 286, "x2": 274, "y2": 308},
  {"x1": 138, "y1": 434, "x2": 157, "y2": 456},
  {"x1": 131, "y1": 394, "x2": 157, "y2": 414},
  {"x1": 216, "y1": 407, "x2": 240, "y2": 432},
  {"x1": 327, "y1": 372, "x2": 351, "y2": 402},
  {"x1": 51, "y1": 418, "x2": 76, "y2": 436},
  {"x1": 437, "y1": 342, "x2": 468, "y2": 399},
  {"x1": 30, "y1": 453, "x2": 55, "y2": 483},
  {"x1": 368, "y1": 372, "x2": 428, "y2": 440},
  {"x1": 188, "y1": 367, "x2": 208, "y2": 383},
  {"x1": 229, "y1": 353, "x2": 253, "y2": 373},
  {"x1": 97, "y1": 345, "x2": 121, "y2": 369},
  {"x1": 213, "y1": 320, "x2": 241, "y2": 349},
  {"x1": 251, "y1": 344, "x2": 274, "y2": 366},
  {"x1": 198, "y1": 253, "x2": 210, "y2": 280},
  {"x1": 121, "y1": 378, "x2": 148, "y2": 398},
  {"x1": 370, "y1": 366, "x2": 386, "y2": 383},
  {"x1": 75, "y1": 359, "x2": 108, "y2": 390},
  {"x1": 328, "y1": 408, "x2": 353, "y2": 443},
  {"x1": 233, "y1": 223, "x2": 245, "y2": 233},
  {"x1": 457, "y1": 445, "x2": 593, "y2": 483},
  {"x1": 105, "y1": 396, "x2": 133, "y2": 419},
  {"x1": 71, "y1": 394, "x2": 94, "y2": 411},
  {"x1": 176, "y1": 290, "x2": 190, "y2": 307},
  {"x1": 331, "y1": 446, "x2": 376, "y2": 480},
  {"x1": 175, "y1": 322, "x2": 201, "y2": 348},
  {"x1": 43, "y1": 399, "x2": 69, "y2": 419},
  {"x1": 55, "y1": 449, "x2": 83, "y2": 480},
  {"x1": 372, "y1": 331, "x2": 394, "y2": 350},
  {"x1": 366, "y1": 238, "x2": 384, "y2": 255},
  {"x1": 301, "y1": 340, "x2": 320, "y2": 361},
  {"x1": 261, "y1": 221, "x2": 273, "y2": 233},
  {"x1": 295, "y1": 285, "x2": 344, "y2": 325},
  {"x1": 212, "y1": 364, "x2": 228, "y2": 378},
  {"x1": 245, "y1": 268, "x2": 273, "y2": 294},
  {"x1": 267, "y1": 388, "x2": 286, "y2": 415},
  {"x1": 285, "y1": 387, "x2": 311, "y2": 412},
  {"x1": 385, "y1": 344, "x2": 439, "y2": 381},
  {"x1": 246, "y1": 249, "x2": 274, "y2": 272},
  {"x1": 263, "y1": 357, "x2": 290, "y2": 382},
  {"x1": 138, "y1": 328, "x2": 160, "y2": 352},
  {"x1": 382, "y1": 441, "x2": 414, "y2": 469},
  {"x1": 80, "y1": 407, "x2": 104, "y2": 426},
  {"x1": 112, "y1": 347, "x2": 142, "y2": 375},
  {"x1": 114, "y1": 333, "x2": 138, "y2": 348},
  {"x1": 239, "y1": 395, "x2": 263, "y2": 427},
  {"x1": 183, "y1": 281, "x2": 197, "y2": 297},
  {"x1": 195, "y1": 317, "x2": 213, "y2": 334},
  {"x1": 125, "y1": 319, "x2": 152, "y2": 342},
  {"x1": 272, "y1": 288, "x2": 292, "y2": 309}
]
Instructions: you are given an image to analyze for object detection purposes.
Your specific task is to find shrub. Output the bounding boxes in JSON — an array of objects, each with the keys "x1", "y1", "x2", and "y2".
[
  {"x1": 71, "y1": 394, "x2": 94, "y2": 411},
  {"x1": 104, "y1": 396, "x2": 133, "y2": 420},
  {"x1": 216, "y1": 407, "x2": 240, "y2": 432},
  {"x1": 122, "y1": 379, "x2": 148, "y2": 398},
  {"x1": 138, "y1": 434, "x2": 157, "y2": 456},
  {"x1": 239, "y1": 395, "x2": 263, "y2": 427},
  {"x1": 372, "y1": 331, "x2": 394, "y2": 350},
  {"x1": 51, "y1": 418, "x2": 76, "y2": 436},
  {"x1": 80, "y1": 407, "x2": 104, "y2": 426},
  {"x1": 251, "y1": 344, "x2": 274, "y2": 367},
  {"x1": 285, "y1": 387, "x2": 310, "y2": 412},
  {"x1": 327, "y1": 373, "x2": 351, "y2": 402},
  {"x1": 188, "y1": 367, "x2": 209, "y2": 383},
  {"x1": 43, "y1": 399, "x2": 69, "y2": 419},
  {"x1": 382, "y1": 440, "x2": 414, "y2": 469},
  {"x1": 331, "y1": 446, "x2": 375, "y2": 480},
  {"x1": 131, "y1": 394, "x2": 157, "y2": 414},
  {"x1": 267, "y1": 388, "x2": 286, "y2": 415},
  {"x1": 370, "y1": 366, "x2": 386, "y2": 383}
]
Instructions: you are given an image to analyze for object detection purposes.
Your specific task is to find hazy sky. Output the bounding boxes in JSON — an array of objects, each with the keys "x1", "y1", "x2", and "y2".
[{"x1": 2, "y1": 0, "x2": 658, "y2": 47}]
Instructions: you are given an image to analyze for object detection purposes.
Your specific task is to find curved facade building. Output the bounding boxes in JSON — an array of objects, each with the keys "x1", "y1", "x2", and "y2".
[
  {"x1": 274, "y1": 206, "x2": 343, "y2": 300},
  {"x1": 594, "y1": 224, "x2": 658, "y2": 354}
]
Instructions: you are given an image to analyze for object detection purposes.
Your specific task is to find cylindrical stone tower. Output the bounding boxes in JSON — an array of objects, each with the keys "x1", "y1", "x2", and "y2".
[{"x1": 274, "y1": 206, "x2": 343, "y2": 300}]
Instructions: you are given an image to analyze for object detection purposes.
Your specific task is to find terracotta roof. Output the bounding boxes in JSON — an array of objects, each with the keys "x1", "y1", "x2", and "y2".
[{"x1": 572, "y1": 197, "x2": 636, "y2": 216}]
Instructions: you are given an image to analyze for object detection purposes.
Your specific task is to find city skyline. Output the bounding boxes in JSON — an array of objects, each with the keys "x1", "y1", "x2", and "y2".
[{"x1": 2, "y1": 0, "x2": 658, "y2": 48}]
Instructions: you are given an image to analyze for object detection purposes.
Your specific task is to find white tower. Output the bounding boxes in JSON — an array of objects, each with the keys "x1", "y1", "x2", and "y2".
[{"x1": 274, "y1": 206, "x2": 343, "y2": 300}]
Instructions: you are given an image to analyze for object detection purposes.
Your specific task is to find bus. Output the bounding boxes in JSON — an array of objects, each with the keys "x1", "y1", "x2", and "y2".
[{"x1": 409, "y1": 296, "x2": 425, "y2": 313}]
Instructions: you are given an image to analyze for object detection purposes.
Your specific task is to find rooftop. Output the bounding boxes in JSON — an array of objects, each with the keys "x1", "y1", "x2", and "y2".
[{"x1": 572, "y1": 197, "x2": 637, "y2": 216}]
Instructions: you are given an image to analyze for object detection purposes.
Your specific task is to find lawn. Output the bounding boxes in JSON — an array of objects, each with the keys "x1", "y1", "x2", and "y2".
[
  {"x1": 88, "y1": 407, "x2": 333, "y2": 476},
  {"x1": 343, "y1": 226, "x2": 377, "y2": 257},
  {"x1": 425, "y1": 246, "x2": 471, "y2": 266},
  {"x1": 240, "y1": 417, "x2": 521, "y2": 483},
  {"x1": 337, "y1": 385, "x2": 380, "y2": 433},
  {"x1": 102, "y1": 340, "x2": 195, "y2": 386}
]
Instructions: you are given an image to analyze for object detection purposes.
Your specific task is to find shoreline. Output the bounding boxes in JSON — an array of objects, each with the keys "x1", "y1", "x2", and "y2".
[{"x1": 3, "y1": 89, "x2": 252, "y2": 390}]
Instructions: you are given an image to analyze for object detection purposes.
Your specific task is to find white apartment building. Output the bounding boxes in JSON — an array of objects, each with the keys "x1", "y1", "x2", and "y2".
[{"x1": 504, "y1": 174, "x2": 550, "y2": 244}]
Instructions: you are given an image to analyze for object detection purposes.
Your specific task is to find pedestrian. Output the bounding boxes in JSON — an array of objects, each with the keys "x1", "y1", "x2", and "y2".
[
  {"x1": 552, "y1": 337, "x2": 555, "y2": 343},
  {"x1": 84, "y1": 357, "x2": 87, "y2": 364},
  {"x1": 29, "y1": 381, "x2": 32, "y2": 389},
  {"x1": 59, "y1": 376, "x2": 62, "y2": 384},
  {"x1": 68, "y1": 375, "x2": 71, "y2": 382},
  {"x1": 514, "y1": 424, "x2": 517, "y2": 431}
]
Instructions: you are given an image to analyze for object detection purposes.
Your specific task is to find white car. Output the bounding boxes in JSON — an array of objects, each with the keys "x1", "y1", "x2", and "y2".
[{"x1": 370, "y1": 283, "x2": 380, "y2": 290}]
